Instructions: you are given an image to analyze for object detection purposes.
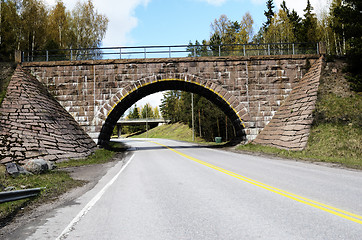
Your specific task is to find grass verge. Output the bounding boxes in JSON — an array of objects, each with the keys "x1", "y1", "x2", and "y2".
[
  {"x1": 132, "y1": 122, "x2": 209, "y2": 144},
  {"x1": 56, "y1": 148, "x2": 116, "y2": 168},
  {"x1": 238, "y1": 118, "x2": 361, "y2": 169},
  {"x1": 0, "y1": 168, "x2": 83, "y2": 226},
  {"x1": 0, "y1": 148, "x2": 117, "y2": 226}
]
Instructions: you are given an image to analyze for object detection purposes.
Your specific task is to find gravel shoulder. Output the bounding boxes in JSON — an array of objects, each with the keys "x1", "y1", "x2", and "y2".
[{"x1": 0, "y1": 152, "x2": 126, "y2": 239}]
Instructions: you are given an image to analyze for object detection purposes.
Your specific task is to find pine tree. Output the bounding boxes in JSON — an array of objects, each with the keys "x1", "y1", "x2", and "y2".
[
  {"x1": 279, "y1": 0, "x2": 303, "y2": 42},
  {"x1": 301, "y1": 0, "x2": 319, "y2": 43},
  {"x1": 263, "y1": 0, "x2": 275, "y2": 31},
  {"x1": 128, "y1": 105, "x2": 140, "y2": 119}
]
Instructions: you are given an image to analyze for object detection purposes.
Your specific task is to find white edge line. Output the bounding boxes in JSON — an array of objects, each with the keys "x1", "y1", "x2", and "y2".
[{"x1": 56, "y1": 154, "x2": 134, "y2": 240}]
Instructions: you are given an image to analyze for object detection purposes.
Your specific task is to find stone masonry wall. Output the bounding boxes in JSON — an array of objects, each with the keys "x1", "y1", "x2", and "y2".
[
  {"x1": 23, "y1": 55, "x2": 319, "y2": 141},
  {"x1": 0, "y1": 66, "x2": 96, "y2": 164},
  {"x1": 252, "y1": 57, "x2": 323, "y2": 150}
]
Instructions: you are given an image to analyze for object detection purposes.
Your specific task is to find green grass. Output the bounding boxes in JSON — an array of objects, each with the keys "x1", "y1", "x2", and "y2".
[
  {"x1": 132, "y1": 122, "x2": 209, "y2": 143},
  {"x1": 0, "y1": 148, "x2": 117, "y2": 225},
  {"x1": 238, "y1": 92, "x2": 362, "y2": 170},
  {"x1": 0, "y1": 168, "x2": 83, "y2": 223},
  {"x1": 314, "y1": 93, "x2": 362, "y2": 127},
  {"x1": 238, "y1": 123, "x2": 362, "y2": 169},
  {"x1": 57, "y1": 148, "x2": 116, "y2": 168}
]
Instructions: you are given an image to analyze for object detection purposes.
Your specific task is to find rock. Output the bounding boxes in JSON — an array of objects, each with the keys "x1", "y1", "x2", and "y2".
[
  {"x1": 5, "y1": 162, "x2": 21, "y2": 177},
  {"x1": 23, "y1": 159, "x2": 49, "y2": 174},
  {"x1": 5, "y1": 162, "x2": 32, "y2": 177},
  {"x1": 46, "y1": 160, "x2": 57, "y2": 170}
]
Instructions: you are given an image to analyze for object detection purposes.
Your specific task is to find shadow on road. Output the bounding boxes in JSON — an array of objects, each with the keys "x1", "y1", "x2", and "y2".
[{"x1": 107, "y1": 137, "x2": 244, "y2": 152}]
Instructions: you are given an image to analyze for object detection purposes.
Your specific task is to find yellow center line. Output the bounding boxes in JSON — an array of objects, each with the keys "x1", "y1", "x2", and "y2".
[{"x1": 149, "y1": 141, "x2": 362, "y2": 225}]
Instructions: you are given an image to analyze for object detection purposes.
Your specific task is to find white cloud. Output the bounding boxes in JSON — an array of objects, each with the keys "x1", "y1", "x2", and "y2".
[{"x1": 44, "y1": 0, "x2": 150, "y2": 46}]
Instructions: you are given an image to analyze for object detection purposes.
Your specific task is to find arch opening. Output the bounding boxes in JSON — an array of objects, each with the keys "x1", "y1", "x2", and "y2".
[{"x1": 98, "y1": 79, "x2": 246, "y2": 147}]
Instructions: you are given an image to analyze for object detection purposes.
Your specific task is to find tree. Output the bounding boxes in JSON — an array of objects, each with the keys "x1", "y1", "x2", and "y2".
[
  {"x1": 301, "y1": 0, "x2": 319, "y2": 43},
  {"x1": 264, "y1": 10, "x2": 296, "y2": 44},
  {"x1": 280, "y1": 0, "x2": 303, "y2": 42},
  {"x1": 316, "y1": 0, "x2": 342, "y2": 56},
  {"x1": 70, "y1": 0, "x2": 108, "y2": 48},
  {"x1": 21, "y1": 0, "x2": 48, "y2": 57},
  {"x1": 126, "y1": 105, "x2": 141, "y2": 133},
  {"x1": 47, "y1": 0, "x2": 70, "y2": 49},
  {"x1": 140, "y1": 103, "x2": 154, "y2": 119},
  {"x1": 64, "y1": 0, "x2": 108, "y2": 59},
  {"x1": 160, "y1": 91, "x2": 182, "y2": 123},
  {"x1": 160, "y1": 90, "x2": 236, "y2": 142},
  {"x1": 153, "y1": 106, "x2": 160, "y2": 119},
  {"x1": 210, "y1": 14, "x2": 230, "y2": 39},
  {"x1": 239, "y1": 12, "x2": 254, "y2": 44},
  {"x1": 0, "y1": 0, "x2": 109, "y2": 61},
  {"x1": 187, "y1": 40, "x2": 210, "y2": 57},
  {"x1": 127, "y1": 105, "x2": 140, "y2": 119},
  {"x1": 0, "y1": 0, "x2": 21, "y2": 60},
  {"x1": 263, "y1": 0, "x2": 275, "y2": 31},
  {"x1": 333, "y1": 0, "x2": 362, "y2": 91}
]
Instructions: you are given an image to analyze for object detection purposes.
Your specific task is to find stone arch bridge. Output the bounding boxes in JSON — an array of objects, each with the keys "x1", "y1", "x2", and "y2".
[{"x1": 21, "y1": 54, "x2": 321, "y2": 147}]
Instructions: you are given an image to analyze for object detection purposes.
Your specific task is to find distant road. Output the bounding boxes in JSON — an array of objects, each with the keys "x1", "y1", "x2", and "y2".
[{"x1": 23, "y1": 139, "x2": 362, "y2": 239}]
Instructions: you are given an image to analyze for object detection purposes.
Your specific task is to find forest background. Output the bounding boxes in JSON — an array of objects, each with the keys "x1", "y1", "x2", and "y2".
[{"x1": 0, "y1": 0, "x2": 360, "y2": 141}]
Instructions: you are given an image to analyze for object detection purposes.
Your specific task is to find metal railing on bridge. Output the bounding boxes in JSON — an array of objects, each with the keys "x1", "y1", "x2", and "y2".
[
  {"x1": 117, "y1": 118, "x2": 171, "y2": 125},
  {"x1": 21, "y1": 42, "x2": 320, "y2": 62}
]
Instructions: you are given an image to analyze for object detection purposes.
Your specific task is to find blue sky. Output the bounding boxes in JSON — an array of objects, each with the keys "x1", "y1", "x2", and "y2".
[
  {"x1": 130, "y1": 0, "x2": 266, "y2": 46},
  {"x1": 45, "y1": 0, "x2": 329, "y2": 110},
  {"x1": 44, "y1": 0, "x2": 330, "y2": 47}
]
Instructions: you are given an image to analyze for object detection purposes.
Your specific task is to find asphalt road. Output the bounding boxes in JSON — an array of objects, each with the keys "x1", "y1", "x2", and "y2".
[{"x1": 20, "y1": 139, "x2": 362, "y2": 239}]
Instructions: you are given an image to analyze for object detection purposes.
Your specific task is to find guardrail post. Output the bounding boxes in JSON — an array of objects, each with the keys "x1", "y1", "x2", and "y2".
[
  {"x1": 46, "y1": 50, "x2": 49, "y2": 62},
  {"x1": 268, "y1": 44, "x2": 270, "y2": 55},
  {"x1": 144, "y1": 48, "x2": 146, "y2": 58},
  {"x1": 218, "y1": 45, "x2": 221, "y2": 57},
  {"x1": 292, "y1": 43, "x2": 295, "y2": 55},
  {"x1": 243, "y1": 45, "x2": 246, "y2": 56},
  {"x1": 70, "y1": 50, "x2": 73, "y2": 61},
  {"x1": 119, "y1": 48, "x2": 122, "y2": 59},
  {"x1": 169, "y1": 47, "x2": 171, "y2": 58}
]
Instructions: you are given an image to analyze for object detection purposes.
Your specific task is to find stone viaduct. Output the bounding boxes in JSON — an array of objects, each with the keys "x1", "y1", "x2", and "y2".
[{"x1": 21, "y1": 54, "x2": 321, "y2": 147}]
